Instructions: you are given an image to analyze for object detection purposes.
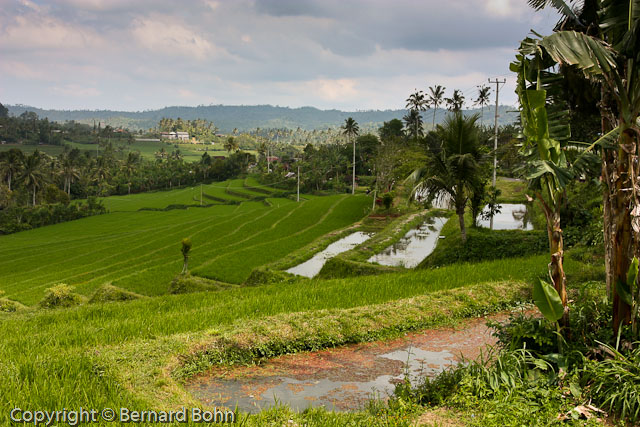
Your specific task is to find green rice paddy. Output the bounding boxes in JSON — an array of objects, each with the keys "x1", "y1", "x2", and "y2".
[{"x1": 1, "y1": 179, "x2": 369, "y2": 305}]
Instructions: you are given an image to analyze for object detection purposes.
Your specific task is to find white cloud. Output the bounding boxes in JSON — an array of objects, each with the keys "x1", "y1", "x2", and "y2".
[
  {"x1": 51, "y1": 84, "x2": 102, "y2": 97},
  {"x1": 130, "y1": 17, "x2": 219, "y2": 60},
  {"x1": 0, "y1": 14, "x2": 103, "y2": 51},
  {"x1": 484, "y1": 0, "x2": 529, "y2": 18}
]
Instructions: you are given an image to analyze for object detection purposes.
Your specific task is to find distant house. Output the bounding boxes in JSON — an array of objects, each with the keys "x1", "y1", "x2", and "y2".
[
  {"x1": 161, "y1": 131, "x2": 190, "y2": 141},
  {"x1": 266, "y1": 156, "x2": 279, "y2": 162}
]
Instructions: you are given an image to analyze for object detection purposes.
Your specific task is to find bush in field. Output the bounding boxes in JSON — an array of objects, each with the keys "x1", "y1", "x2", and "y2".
[
  {"x1": 39, "y1": 284, "x2": 84, "y2": 309},
  {"x1": 0, "y1": 291, "x2": 19, "y2": 313},
  {"x1": 88, "y1": 284, "x2": 143, "y2": 303},
  {"x1": 382, "y1": 193, "x2": 394, "y2": 210}
]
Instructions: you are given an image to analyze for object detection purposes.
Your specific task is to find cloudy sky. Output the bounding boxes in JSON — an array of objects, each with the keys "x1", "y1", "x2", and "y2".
[{"x1": 0, "y1": 0, "x2": 559, "y2": 112}]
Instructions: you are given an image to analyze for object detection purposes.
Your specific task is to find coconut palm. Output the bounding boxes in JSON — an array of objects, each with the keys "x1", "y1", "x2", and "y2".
[
  {"x1": 342, "y1": 117, "x2": 360, "y2": 194},
  {"x1": 445, "y1": 90, "x2": 465, "y2": 112},
  {"x1": 0, "y1": 148, "x2": 24, "y2": 191},
  {"x1": 403, "y1": 110, "x2": 424, "y2": 140},
  {"x1": 60, "y1": 153, "x2": 80, "y2": 196},
  {"x1": 475, "y1": 85, "x2": 491, "y2": 126},
  {"x1": 19, "y1": 150, "x2": 48, "y2": 206},
  {"x1": 428, "y1": 85, "x2": 446, "y2": 128},
  {"x1": 406, "y1": 113, "x2": 484, "y2": 242},
  {"x1": 224, "y1": 137, "x2": 239, "y2": 153},
  {"x1": 405, "y1": 90, "x2": 427, "y2": 141}
]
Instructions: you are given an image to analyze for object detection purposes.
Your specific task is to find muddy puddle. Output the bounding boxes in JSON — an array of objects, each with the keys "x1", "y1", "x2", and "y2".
[
  {"x1": 478, "y1": 203, "x2": 533, "y2": 230},
  {"x1": 286, "y1": 232, "x2": 373, "y2": 278},
  {"x1": 187, "y1": 311, "x2": 518, "y2": 413},
  {"x1": 367, "y1": 217, "x2": 447, "y2": 268}
]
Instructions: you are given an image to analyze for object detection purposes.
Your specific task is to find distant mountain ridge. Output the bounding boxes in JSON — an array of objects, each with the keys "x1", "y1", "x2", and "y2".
[{"x1": 6, "y1": 104, "x2": 518, "y2": 132}]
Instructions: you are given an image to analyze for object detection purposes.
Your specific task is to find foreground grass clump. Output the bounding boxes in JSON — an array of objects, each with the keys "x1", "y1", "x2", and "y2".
[
  {"x1": 88, "y1": 284, "x2": 145, "y2": 303},
  {"x1": 39, "y1": 283, "x2": 84, "y2": 308}
]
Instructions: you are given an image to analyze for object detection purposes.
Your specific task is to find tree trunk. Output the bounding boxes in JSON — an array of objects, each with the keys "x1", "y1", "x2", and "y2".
[
  {"x1": 456, "y1": 198, "x2": 467, "y2": 242},
  {"x1": 32, "y1": 184, "x2": 36, "y2": 206},
  {"x1": 8, "y1": 172, "x2": 11, "y2": 191},
  {"x1": 128, "y1": 183, "x2": 131, "y2": 195},
  {"x1": 182, "y1": 256, "x2": 189, "y2": 274},
  {"x1": 612, "y1": 140, "x2": 633, "y2": 335},
  {"x1": 549, "y1": 210, "x2": 568, "y2": 327}
]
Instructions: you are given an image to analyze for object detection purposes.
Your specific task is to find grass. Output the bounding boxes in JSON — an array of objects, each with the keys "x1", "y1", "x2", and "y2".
[
  {"x1": 0, "y1": 181, "x2": 370, "y2": 305},
  {"x1": 0, "y1": 251, "x2": 603, "y2": 425},
  {"x1": 495, "y1": 177, "x2": 528, "y2": 203},
  {"x1": 0, "y1": 143, "x2": 67, "y2": 156}
]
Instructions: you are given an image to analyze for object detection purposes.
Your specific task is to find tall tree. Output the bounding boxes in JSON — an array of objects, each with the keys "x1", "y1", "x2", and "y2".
[
  {"x1": 19, "y1": 150, "x2": 47, "y2": 206},
  {"x1": 445, "y1": 89, "x2": 466, "y2": 112},
  {"x1": 224, "y1": 137, "x2": 239, "y2": 153},
  {"x1": 428, "y1": 85, "x2": 446, "y2": 128},
  {"x1": 342, "y1": 117, "x2": 360, "y2": 195},
  {"x1": 403, "y1": 110, "x2": 424, "y2": 141},
  {"x1": 0, "y1": 148, "x2": 24, "y2": 191},
  {"x1": 406, "y1": 90, "x2": 428, "y2": 141},
  {"x1": 475, "y1": 85, "x2": 491, "y2": 125},
  {"x1": 406, "y1": 113, "x2": 485, "y2": 242}
]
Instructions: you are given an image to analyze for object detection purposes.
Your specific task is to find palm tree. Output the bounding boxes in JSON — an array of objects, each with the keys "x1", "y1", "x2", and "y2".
[
  {"x1": 403, "y1": 110, "x2": 424, "y2": 141},
  {"x1": 445, "y1": 90, "x2": 465, "y2": 112},
  {"x1": 60, "y1": 153, "x2": 80, "y2": 196},
  {"x1": 224, "y1": 137, "x2": 239, "y2": 153},
  {"x1": 475, "y1": 85, "x2": 491, "y2": 126},
  {"x1": 19, "y1": 150, "x2": 48, "y2": 206},
  {"x1": 428, "y1": 85, "x2": 446, "y2": 128},
  {"x1": 0, "y1": 148, "x2": 24, "y2": 191},
  {"x1": 406, "y1": 113, "x2": 484, "y2": 242},
  {"x1": 342, "y1": 117, "x2": 360, "y2": 194},
  {"x1": 405, "y1": 90, "x2": 427, "y2": 141},
  {"x1": 123, "y1": 152, "x2": 139, "y2": 195}
]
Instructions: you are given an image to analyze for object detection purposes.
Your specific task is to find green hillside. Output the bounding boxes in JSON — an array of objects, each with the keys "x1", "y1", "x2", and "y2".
[{"x1": 6, "y1": 104, "x2": 519, "y2": 132}]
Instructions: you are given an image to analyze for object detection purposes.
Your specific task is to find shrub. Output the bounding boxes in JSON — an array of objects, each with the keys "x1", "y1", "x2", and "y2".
[
  {"x1": 39, "y1": 284, "x2": 84, "y2": 309},
  {"x1": 88, "y1": 284, "x2": 143, "y2": 303},
  {"x1": 421, "y1": 228, "x2": 548, "y2": 267},
  {"x1": 0, "y1": 297, "x2": 19, "y2": 313},
  {"x1": 381, "y1": 193, "x2": 394, "y2": 210},
  {"x1": 582, "y1": 344, "x2": 640, "y2": 423}
]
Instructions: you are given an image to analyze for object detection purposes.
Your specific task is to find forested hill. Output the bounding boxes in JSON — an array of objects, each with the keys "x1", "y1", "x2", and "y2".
[{"x1": 6, "y1": 104, "x2": 518, "y2": 132}]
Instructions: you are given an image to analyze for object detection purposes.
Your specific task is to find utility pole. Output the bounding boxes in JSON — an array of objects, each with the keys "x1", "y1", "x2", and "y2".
[
  {"x1": 352, "y1": 137, "x2": 356, "y2": 195},
  {"x1": 267, "y1": 143, "x2": 270, "y2": 174},
  {"x1": 297, "y1": 165, "x2": 300, "y2": 202},
  {"x1": 488, "y1": 78, "x2": 506, "y2": 229}
]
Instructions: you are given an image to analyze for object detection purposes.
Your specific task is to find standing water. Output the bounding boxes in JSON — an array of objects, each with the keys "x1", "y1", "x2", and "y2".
[
  {"x1": 368, "y1": 217, "x2": 448, "y2": 268},
  {"x1": 478, "y1": 203, "x2": 533, "y2": 230},
  {"x1": 286, "y1": 232, "x2": 372, "y2": 278}
]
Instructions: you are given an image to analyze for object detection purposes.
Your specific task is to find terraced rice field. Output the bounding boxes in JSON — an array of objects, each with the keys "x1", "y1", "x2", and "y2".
[{"x1": 1, "y1": 179, "x2": 369, "y2": 305}]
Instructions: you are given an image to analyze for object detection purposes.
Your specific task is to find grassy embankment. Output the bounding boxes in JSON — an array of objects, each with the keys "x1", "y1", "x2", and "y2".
[{"x1": 1, "y1": 249, "x2": 605, "y2": 426}]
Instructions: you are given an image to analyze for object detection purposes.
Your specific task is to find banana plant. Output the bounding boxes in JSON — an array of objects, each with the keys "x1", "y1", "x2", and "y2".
[
  {"x1": 510, "y1": 40, "x2": 573, "y2": 327},
  {"x1": 534, "y1": 279, "x2": 565, "y2": 353},
  {"x1": 530, "y1": 0, "x2": 640, "y2": 335}
]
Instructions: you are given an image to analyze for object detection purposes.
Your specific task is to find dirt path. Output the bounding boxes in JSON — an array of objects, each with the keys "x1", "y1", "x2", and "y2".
[{"x1": 187, "y1": 310, "x2": 526, "y2": 414}]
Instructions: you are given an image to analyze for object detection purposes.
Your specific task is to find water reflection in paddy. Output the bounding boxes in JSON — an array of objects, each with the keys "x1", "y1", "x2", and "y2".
[
  {"x1": 286, "y1": 232, "x2": 373, "y2": 278},
  {"x1": 368, "y1": 217, "x2": 448, "y2": 268}
]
